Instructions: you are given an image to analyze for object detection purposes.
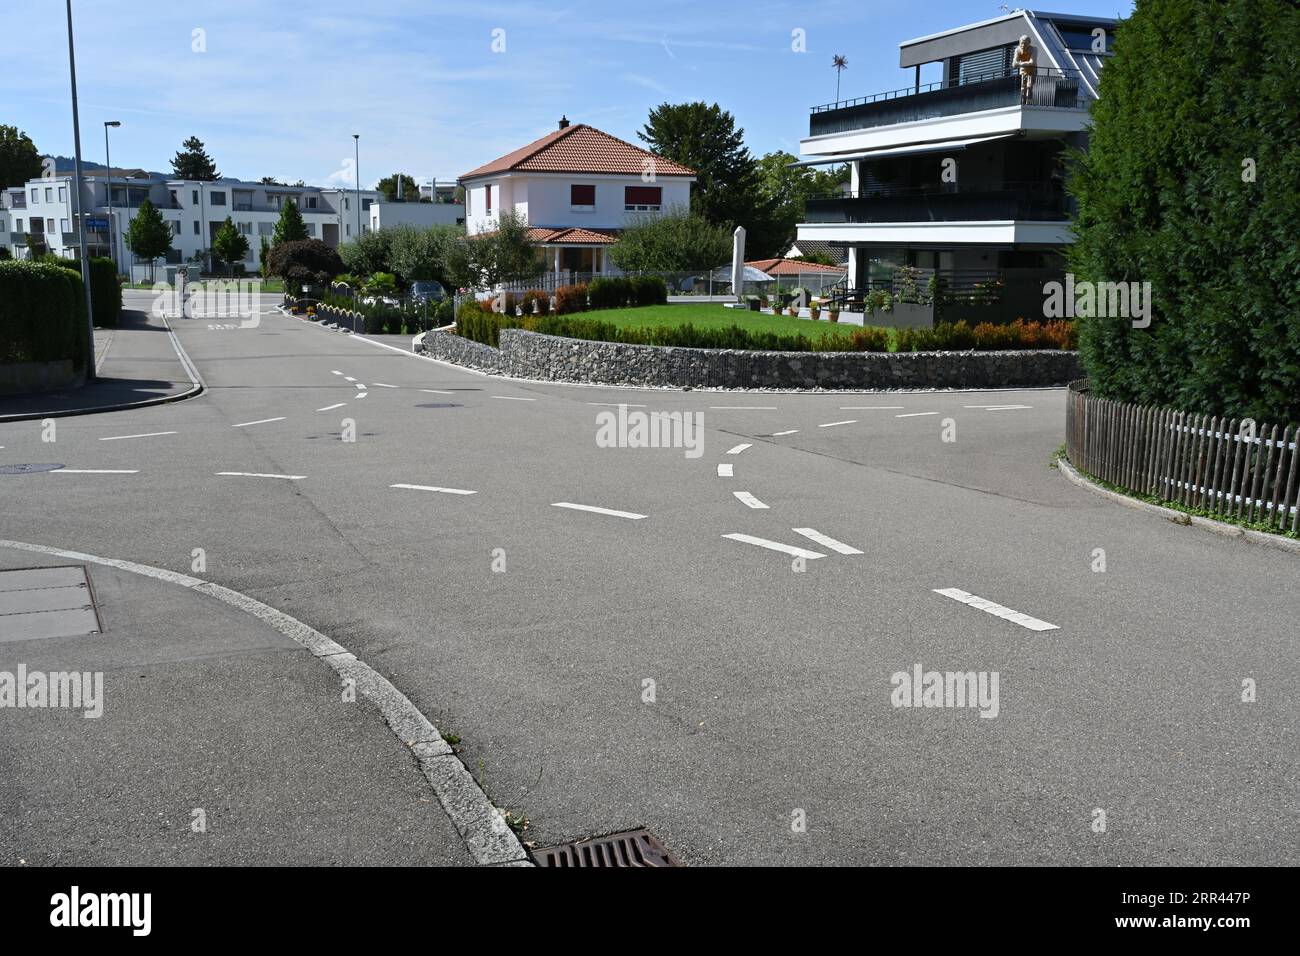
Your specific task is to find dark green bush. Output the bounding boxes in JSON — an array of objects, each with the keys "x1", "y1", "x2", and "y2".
[
  {"x1": 629, "y1": 275, "x2": 668, "y2": 306},
  {"x1": 587, "y1": 277, "x2": 632, "y2": 309},
  {"x1": 89, "y1": 257, "x2": 121, "y2": 328},
  {"x1": 0, "y1": 260, "x2": 89, "y2": 370}
]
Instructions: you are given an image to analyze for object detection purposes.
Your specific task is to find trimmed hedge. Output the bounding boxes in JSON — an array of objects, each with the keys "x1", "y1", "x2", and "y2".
[
  {"x1": 89, "y1": 257, "x2": 122, "y2": 328},
  {"x1": 452, "y1": 300, "x2": 1075, "y2": 355},
  {"x1": 0, "y1": 260, "x2": 89, "y2": 370}
]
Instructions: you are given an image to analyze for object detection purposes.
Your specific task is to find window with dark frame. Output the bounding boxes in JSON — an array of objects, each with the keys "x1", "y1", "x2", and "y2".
[
  {"x1": 624, "y1": 185, "x2": 662, "y2": 211},
  {"x1": 571, "y1": 184, "x2": 596, "y2": 209}
]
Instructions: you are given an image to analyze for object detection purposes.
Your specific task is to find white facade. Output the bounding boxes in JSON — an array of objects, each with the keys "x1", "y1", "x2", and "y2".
[
  {"x1": 369, "y1": 200, "x2": 464, "y2": 232},
  {"x1": 461, "y1": 173, "x2": 692, "y2": 238},
  {"x1": 0, "y1": 173, "x2": 380, "y2": 273}
]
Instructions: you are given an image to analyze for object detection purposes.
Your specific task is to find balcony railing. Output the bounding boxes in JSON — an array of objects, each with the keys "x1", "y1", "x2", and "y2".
[
  {"x1": 804, "y1": 182, "x2": 1071, "y2": 223},
  {"x1": 810, "y1": 67, "x2": 1087, "y2": 136}
]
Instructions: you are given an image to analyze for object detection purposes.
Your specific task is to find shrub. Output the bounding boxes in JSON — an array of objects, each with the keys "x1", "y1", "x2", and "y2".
[
  {"x1": 630, "y1": 275, "x2": 668, "y2": 306},
  {"x1": 520, "y1": 289, "x2": 549, "y2": 316},
  {"x1": 555, "y1": 283, "x2": 588, "y2": 315},
  {"x1": 0, "y1": 259, "x2": 89, "y2": 370},
  {"x1": 89, "y1": 257, "x2": 121, "y2": 328},
  {"x1": 587, "y1": 277, "x2": 631, "y2": 309},
  {"x1": 266, "y1": 239, "x2": 345, "y2": 288},
  {"x1": 849, "y1": 327, "x2": 891, "y2": 352}
]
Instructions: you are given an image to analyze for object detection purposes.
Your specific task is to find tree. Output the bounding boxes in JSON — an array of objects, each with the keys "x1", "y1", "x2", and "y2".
[
  {"x1": 831, "y1": 55, "x2": 849, "y2": 101},
  {"x1": 1067, "y1": 0, "x2": 1300, "y2": 424},
  {"x1": 376, "y1": 173, "x2": 418, "y2": 202},
  {"x1": 637, "y1": 102, "x2": 786, "y2": 258},
  {"x1": 608, "y1": 207, "x2": 732, "y2": 272},
  {"x1": 450, "y1": 210, "x2": 537, "y2": 289},
  {"x1": 388, "y1": 224, "x2": 465, "y2": 285},
  {"x1": 265, "y1": 239, "x2": 344, "y2": 289},
  {"x1": 170, "y1": 136, "x2": 220, "y2": 181},
  {"x1": 339, "y1": 228, "x2": 395, "y2": 277},
  {"x1": 212, "y1": 216, "x2": 250, "y2": 276},
  {"x1": 0, "y1": 126, "x2": 43, "y2": 187},
  {"x1": 753, "y1": 151, "x2": 849, "y2": 256},
  {"x1": 259, "y1": 237, "x2": 271, "y2": 277},
  {"x1": 124, "y1": 198, "x2": 173, "y2": 280},
  {"x1": 271, "y1": 199, "x2": 308, "y2": 246}
]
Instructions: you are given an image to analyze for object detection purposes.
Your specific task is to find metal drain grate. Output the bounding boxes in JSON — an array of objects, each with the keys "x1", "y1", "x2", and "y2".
[
  {"x1": 532, "y1": 829, "x2": 682, "y2": 867},
  {"x1": 0, "y1": 464, "x2": 65, "y2": 475},
  {"x1": 0, "y1": 565, "x2": 103, "y2": 642}
]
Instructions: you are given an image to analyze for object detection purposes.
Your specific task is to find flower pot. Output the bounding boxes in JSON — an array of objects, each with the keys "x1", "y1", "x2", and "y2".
[
  {"x1": 828, "y1": 312, "x2": 840, "y2": 323},
  {"x1": 810, "y1": 308, "x2": 821, "y2": 320},
  {"x1": 788, "y1": 307, "x2": 799, "y2": 317}
]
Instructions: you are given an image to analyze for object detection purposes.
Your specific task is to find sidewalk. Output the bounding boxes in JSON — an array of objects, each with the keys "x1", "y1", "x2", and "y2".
[
  {"x1": 0, "y1": 307, "x2": 200, "y2": 421},
  {"x1": 0, "y1": 544, "x2": 484, "y2": 866}
]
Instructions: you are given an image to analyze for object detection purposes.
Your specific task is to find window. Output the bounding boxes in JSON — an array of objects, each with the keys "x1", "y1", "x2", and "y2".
[
  {"x1": 45, "y1": 188, "x2": 53, "y2": 202},
  {"x1": 173, "y1": 221, "x2": 182, "y2": 236},
  {"x1": 193, "y1": 221, "x2": 200, "y2": 235},
  {"x1": 306, "y1": 196, "x2": 317, "y2": 209},
  {"x1": 344, "y1": 198, "x2": 349, "y2": 210},
  {"x1": 361, "y1": 198, "x2": 372, "y2": 210},
  {"x1": 307, "y1": 223, "x2": 317, "y2": 236},
  {"x1": 47, "y1": 219, "x2": 55, "y2": 233},
  {"x1": 61, "y1": 219, "x2": 70, "y2": 233},
  {"x1": 170, "y1": 190, "x2": 179, "y2": 206},
  {"x1": 485, "y1": 186, "x2": 492, "y2": 213},
  {"x1": 15, "y1": 219, "x2": 22, "y2": 231},
  {"x1": 345, "y1": 224, "x2": 351, "y2": 236},
  {"x1": 238, "y1": 222, "x2": 251, "y2": 235},
  {"x1": 209, "y1": 191, "x2": 226, "y2": 206},
  {"x1": 58, "y1": 187, "x2": 67, "y2": 202},
  {"x1": 30, "y1": 188, "x2": 38, "y2": 203},
  {"x1": 570, "y1": 184, "x2": 596, "y2": 210},
  {"x1": 192, "y1": 190, "x2": 199, "y2": 204},
  {"x1": 258, "y1": 222, "x2": 273, "y2": 236},
  {"x1": 624, "y1": 185, "x2": 662, "y2": 211}
]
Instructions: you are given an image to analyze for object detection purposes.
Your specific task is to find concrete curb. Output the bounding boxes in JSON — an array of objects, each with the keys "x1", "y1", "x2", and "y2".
[
  {"x1": 1057, "y1": 457, "x2": 1300, "y2": 557},
  {"x1": 0, "y1": 314, "x2": 205, "y2": 423},
  {"x1": 0, "y1": 537, "x2": 532, "y2": 867}
]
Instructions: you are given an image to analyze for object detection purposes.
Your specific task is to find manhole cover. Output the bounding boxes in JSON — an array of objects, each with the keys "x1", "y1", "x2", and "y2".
[
  {"x1": 532, "y1": 829, "x2": 682, "y2": 867},
  {"x1": 414, "y1": 403, "x2": 462, "y2": 409},
  {"x1": 0, "y1": 464, "x2": 65, "y2": 475},
  {"x1": 0, "y1": 565, "x2": 103, "y2": 642}
]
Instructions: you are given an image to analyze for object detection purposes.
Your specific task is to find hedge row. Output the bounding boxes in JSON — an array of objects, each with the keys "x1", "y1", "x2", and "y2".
[
  {"x1": 89, "y1": 257, "x2": 122, "y2": 328},
  {"x1": 0, "y1": 260, "x2": 89, "y2": 369},
  {"x1": 318, "y1": 292, "x2": 452, "y2": 335},
  {"x1": 454, "y1": 301, "x2": 1076, "y2": 354}
]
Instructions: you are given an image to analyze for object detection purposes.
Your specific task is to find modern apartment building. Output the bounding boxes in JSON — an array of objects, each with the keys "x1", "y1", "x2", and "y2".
[
  {"x1": 795, "y1": 9, "x2": 1116, "y2": 318},
  {"x1": 0, "y1": 171, "x2": 380, "y2": 277}
]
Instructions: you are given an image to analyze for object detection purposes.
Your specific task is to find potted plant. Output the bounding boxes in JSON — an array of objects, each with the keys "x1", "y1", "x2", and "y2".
[
  {"x1": 810, "y1": 304, "x2": 821, "y2": 320},
  {"x1": 745, "y1": 294, "x2": 761, "y2": 312},
  {"x1": 759, "y1": 295, "x2": 770, "y2": 311},
  {"x1": 828, "y1": 307, "x2": 841, "y2": 323}
]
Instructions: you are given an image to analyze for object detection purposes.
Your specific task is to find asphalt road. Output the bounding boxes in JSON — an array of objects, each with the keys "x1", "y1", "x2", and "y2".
[{"x1": 2, "y1": 290, "x2": 1296, "y2": 866}]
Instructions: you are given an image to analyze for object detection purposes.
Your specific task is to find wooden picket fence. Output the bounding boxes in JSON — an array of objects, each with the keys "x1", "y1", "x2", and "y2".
[{"x1": 1066, "y1": 380, "x2": 1300, "y2": 533}]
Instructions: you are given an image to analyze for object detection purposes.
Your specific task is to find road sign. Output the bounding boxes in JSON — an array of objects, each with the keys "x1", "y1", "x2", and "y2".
[{"x1": 86, "y1": 217, "x2": 109, "y2": 230}]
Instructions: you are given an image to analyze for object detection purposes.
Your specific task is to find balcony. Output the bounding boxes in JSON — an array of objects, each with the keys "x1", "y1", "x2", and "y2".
[
  {"x1": 810, "y1": 68, "x2": 1086, "y2": 137},
  {"x1": 805, "y1": 182, "x2": 1071, "y2": 224}
]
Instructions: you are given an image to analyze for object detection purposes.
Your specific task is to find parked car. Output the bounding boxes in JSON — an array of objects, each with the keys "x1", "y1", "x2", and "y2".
[{"x1": 409, "y1": 280, "x2": 447, "y2": 304}]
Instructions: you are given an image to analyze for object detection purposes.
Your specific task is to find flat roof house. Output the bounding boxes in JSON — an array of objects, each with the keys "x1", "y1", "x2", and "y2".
[
  {"x1": 459, "y1": 117, "x2": 696, "y2": 279},
  {"x1": 795, "y1": 9, "x2": 1116, "y2": 319}
]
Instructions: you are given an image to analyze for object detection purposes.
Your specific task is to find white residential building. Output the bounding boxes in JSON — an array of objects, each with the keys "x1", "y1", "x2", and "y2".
[
  {"x1": 0, "y1": 171, "x2": 380, "y2": 277},
  {"x1": 458, "y1": 117, "x2": 696, "y2": 276},
  {"x1": 369, "y1": 199, "x2": 464, "y2": 232}
]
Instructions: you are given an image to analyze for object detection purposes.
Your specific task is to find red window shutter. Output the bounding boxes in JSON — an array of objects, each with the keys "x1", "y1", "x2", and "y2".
[
  {"x1": 485, "y1": 186, "x2": 492, "y2": 212},
  {"x1": 624, "y1": 185, "x2": 662, "y2": 205},
  {"x1": 571, "y1": 184, "x2": 595, "y2": 205}
]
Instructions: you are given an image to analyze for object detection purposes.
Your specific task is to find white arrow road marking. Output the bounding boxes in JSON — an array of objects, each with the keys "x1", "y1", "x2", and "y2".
[
  {"x1": 733, "y1": 491, "x2": 768, "y2": 509},
  {"x1": 217, "y1": 472, "x2": 305, "y2": 480},
  {"x1": 356, "y1": 393, "x2": 368, "y2": 399},
  {"x1": 717, "y1": 463, "x2": 734, "y2": 477},
  {"x1": 331, "y1": 370, "x2": 344, "y2": 375},
  {"x1": 52, "y1": 469, "x2": 140, "y2": 474},
  {"x1": 722, "y1": 533, "x2": 824, "y2": 559},
  {"x1": 771, "y1": 429, "x2": 799, "y2": 436},
  {"x1": 726, "y1": 443, "x2": 752, "y2": 455},
  {"x1": 98, "y1": 431, "x2": 177, "y2": 442},
  {"x1": 819, "y1": 420, "x2": 857, "y2": 428},
  {"x1": 895, "y1": 412, "x2": 939, "y2": 418},
  {"x1": 390, "y1": 483, "x2": 476, "y2": 495},
  {"x1": 232, "y1": 417, "x2": 287, "y2": 428},
  {"x1": 316, "y1": 403, "x2": 347, "y2": 412},
  {"x1": 932, "y1": 587, "x2": 1059, "y2": 631},
  {"x1": 791, "y1": 528, "x2": 863, "y2": 555},
  {"x1": 491, "y1": 395, "x2": 536, "y2": 401},
  {"x1": 551, "y1": 502, "x2": 647, "y2": 520},
  {"x1": 343, "y1": 376, "x2": 357, "y2": 382}
]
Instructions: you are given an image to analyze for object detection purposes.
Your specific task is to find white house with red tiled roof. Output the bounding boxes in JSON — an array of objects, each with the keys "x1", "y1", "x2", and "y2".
[{"x1": 458, "y1": 117, "x2": 695, "y2": 277}]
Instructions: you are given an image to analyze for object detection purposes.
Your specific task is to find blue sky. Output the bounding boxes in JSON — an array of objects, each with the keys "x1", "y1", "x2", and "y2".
[{"x1": 9, "y1": 0, "x2": 1132, "y2": 188}]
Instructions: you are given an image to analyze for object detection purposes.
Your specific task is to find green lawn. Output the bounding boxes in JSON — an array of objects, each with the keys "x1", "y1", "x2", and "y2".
[{"x1": 587, "y1": 303, "x2": 859, "y2": 338}]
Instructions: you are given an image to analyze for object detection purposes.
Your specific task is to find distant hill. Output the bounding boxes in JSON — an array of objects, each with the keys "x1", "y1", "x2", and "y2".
[{"x1": 50, "y1": 156, "x2": 169, "y2": 179}]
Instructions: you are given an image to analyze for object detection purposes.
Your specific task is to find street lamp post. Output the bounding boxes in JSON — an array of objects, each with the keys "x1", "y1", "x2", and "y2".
[
  {"x1": 104, "y1": 120, "x2": 120, "y2": 271},
  {"x1": 64, "y1": 0, "x2": 95, "y2": 379},
  {"x1": 353, "y1": 134, "x2": 361, "y2": 240}
]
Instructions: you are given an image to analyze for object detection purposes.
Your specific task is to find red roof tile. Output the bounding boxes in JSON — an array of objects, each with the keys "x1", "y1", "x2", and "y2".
[
  {"x1": 525, "y1": 226, "x2": 619, "y2": 245},
  {"x1": 460, "y1": 124, "x2": 695, "y2": 181},
  {"x1": 747, "y1": 258, "x2": 847, "y2": 276}
]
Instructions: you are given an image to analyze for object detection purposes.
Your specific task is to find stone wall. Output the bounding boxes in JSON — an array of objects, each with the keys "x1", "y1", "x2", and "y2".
[{"x1": 416, "y1": 328, "x2": 1083, "y2": 390}]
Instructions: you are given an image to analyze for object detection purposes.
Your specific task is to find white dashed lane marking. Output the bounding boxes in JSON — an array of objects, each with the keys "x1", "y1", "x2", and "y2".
[
  {"x1": 726, "y1": 443, "x2": 752, "y2": 455},
  {"x1": 492, "y1": 395, "x2": 536, "y2": 402},
  {"x1": 792, "y1": 528, "x2": 863, "y2": 555},
  {"x1": 372, "y1": 383, "x2": 398, "y2": 388},
  {"x1": 710, "y1": 406, "x2": 776, "y2": 410},
  {"x1": 840, "y1": 406, "x2": 904, "y2": 410},
  {"x1": 390, "y1": 483, "x2": 476, "y2": 495},
  {"x1": 932, "y1": 587, "x2": 1059, "y2": 632},
  {"x1": 771, "y1": 429, "x2": 799, "y2": 436},
  {"x1": 587, "y1": 402, "x2": 647, "y2": 407},
  {"x1": 216, "y1": 472, "x2": 305, "y2": 480},
  {"x1": 551, "y1": 502, "x2": 647, "y2": 520},
  {"x1": 98, "y1": 431, "x2": 177, "y2": 442},
  {"x1": 964, "y1": 404, "x2": 1033, "y2": 411},
  {"x1": 819, "y1": 420, "x2": 857, "y2": 428},
  {"x1": 52, "y1": 469, "x2": 140, "y2": 474},
  {"x1": 895, "y1": 412, "x2": 939, "y2": 418},
  {"x1": 232, "y1": 417, "x2": 287, "y2": 428},
  {"x1": 317, "y1": 403, "x2": 347, "y2": 412},
  {"x1": 733, "y1": 491, "x2": 768, "y2": 509},
  {"x1": 722, "y1": 533, "x2": 823, "y2": 559},
  {"x1": 420, "y1": 389, "x2": 454, "y2": 395},
  {"x1": 331, "y1": 370, "x2": 344, "y2": 376},
  {"x1": 343, "y1": 376, "x2": 357, "y2": 382},
  {"x1": 717, "y1": 463, "x2": 734, "y2": 477}
]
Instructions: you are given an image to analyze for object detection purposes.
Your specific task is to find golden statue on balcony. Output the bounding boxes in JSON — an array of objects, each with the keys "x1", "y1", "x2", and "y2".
[{"x1": 1015, "y1": 35, "x2": 1037, "y2": 103}]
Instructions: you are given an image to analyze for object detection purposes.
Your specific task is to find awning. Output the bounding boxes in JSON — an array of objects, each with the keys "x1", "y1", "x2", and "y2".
[{"x1": 790, "y1": 132, "x2": 1022, "y2": 168}]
